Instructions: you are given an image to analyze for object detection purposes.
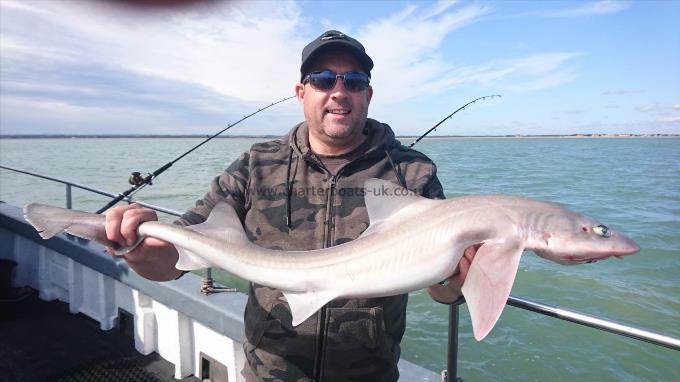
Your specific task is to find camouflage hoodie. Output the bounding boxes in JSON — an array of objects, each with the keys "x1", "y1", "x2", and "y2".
[{"x1": 177, "y1": 118, "x2": 444, "y2": 381}]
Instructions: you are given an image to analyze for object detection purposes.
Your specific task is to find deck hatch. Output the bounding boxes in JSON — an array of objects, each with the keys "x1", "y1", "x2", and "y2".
[{"x1": 200, "y1": 352, "x2": 229, "y2": 382}]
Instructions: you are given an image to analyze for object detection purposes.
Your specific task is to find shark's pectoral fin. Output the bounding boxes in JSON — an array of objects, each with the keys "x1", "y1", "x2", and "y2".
[
  {"x1": 175, "y1": 247, "x2": 212, "y2": 271},
  {"x1": 462, "y1": 238, "x2": 524, "y2": 341},
  {"x1": 282, "y1": 289, "x2": 338, "y2": 327}
]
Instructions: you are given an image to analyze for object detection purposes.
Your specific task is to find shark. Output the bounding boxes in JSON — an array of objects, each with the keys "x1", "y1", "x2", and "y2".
[{"x1": 23, "y1": 178, "x2": 640, "y2": 340}]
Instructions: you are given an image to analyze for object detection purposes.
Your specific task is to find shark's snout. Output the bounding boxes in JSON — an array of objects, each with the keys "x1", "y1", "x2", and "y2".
[
  {"x1": 620, "y1": 236, "x2": 641, "y2": 255},
  {"x1": 604, "y1": 232, "x2": 640, "y2": 258}
]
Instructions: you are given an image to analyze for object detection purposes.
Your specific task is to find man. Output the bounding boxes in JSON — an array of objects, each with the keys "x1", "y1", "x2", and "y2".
[{"x1": 105, "y1": 30, "x2": 474, "y2": 381}]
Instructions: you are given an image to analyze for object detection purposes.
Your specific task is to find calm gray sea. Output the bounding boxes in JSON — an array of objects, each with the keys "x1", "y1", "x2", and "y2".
[{"x1": 1, "y1": 137, "x2": 678, "y2": 381}]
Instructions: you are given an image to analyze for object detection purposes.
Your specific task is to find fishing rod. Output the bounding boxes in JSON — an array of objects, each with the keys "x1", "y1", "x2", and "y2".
[
  {"x1": 408, "y1": 94, "x2": 501, "y2": 148},
  {"x1": 96, "y1": 95, "x2": 295, "y2": 214}
]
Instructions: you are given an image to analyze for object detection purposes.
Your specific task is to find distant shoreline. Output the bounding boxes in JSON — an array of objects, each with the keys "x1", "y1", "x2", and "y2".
[{"x1": 0, "y1": 133, "x2": 677, "y2": 139}]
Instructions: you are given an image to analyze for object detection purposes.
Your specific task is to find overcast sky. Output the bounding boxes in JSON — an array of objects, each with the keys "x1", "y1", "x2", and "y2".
[{"x1": 0, "y1": 0, "x2": 678, "y2": 136}]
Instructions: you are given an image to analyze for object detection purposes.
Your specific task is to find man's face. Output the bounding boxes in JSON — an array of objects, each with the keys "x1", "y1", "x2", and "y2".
[{"x1": 295, "y1": 51, "x2": 373, "y2": 153}]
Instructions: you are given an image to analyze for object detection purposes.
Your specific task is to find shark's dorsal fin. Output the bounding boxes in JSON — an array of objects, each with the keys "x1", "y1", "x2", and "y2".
[
  {"x1": 282, "y1": 289, "x2": 339, "y2": 326},
  {"x1": 361, "y1": 178, "x2": 441, "y2": 237},
  {"x1": 462, "y1": 238, "x2": 524, "y2": 341},
  {"x1": 175, "y1": 202, "x2": 248, "y2": 271}
]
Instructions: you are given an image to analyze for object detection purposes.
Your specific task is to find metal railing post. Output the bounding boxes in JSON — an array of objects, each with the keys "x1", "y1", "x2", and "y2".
[
  {"x1": 441, "y1": 297, "x2": 465, "y2": 382},
  {"x1": 66, "y1": 184, "x2": 72, "y2": 209},
  {"x1": 201, "y1": 267, "x2": 237, "y2": 295},
  {"x1": 445, "y1": 303, "x2": 462, "y2": 382}
]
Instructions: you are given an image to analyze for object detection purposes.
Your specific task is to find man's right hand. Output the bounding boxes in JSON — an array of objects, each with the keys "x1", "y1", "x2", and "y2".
[{"x1": 104, "y1": 203, "x2": 183, "y2": 281}]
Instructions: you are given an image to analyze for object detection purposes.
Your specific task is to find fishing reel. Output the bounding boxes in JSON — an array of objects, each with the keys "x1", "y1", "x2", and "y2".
[{"x1": 128, "y1": 171, "x2": 151, "y2": 186}]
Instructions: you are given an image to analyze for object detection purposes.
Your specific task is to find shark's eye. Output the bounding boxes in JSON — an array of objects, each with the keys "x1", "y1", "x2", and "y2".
[{"x1": 593, "y1": 225, "x2": 611, "y2": 238}]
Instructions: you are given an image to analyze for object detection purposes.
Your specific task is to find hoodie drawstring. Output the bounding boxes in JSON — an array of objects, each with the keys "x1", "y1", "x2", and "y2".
[
  {"x1": 384, "y1": 145, "x2": 407, "y2": 189},
  {"x1": 285, "y1": 148, "x2": 299, "y2": 229}
]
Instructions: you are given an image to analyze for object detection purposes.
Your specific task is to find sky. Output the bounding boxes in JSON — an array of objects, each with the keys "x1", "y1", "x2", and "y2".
[{"x1": 0, "y1": 0, "x2": 678, "y2": 136}]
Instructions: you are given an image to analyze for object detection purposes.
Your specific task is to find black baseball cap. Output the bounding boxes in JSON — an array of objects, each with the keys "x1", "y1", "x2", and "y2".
[{"x1": 300, "y1": 30, "x2": 374, "y2": 82}]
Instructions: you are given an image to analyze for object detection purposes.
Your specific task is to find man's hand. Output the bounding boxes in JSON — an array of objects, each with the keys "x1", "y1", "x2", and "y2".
[
  {"x1": 104, "y1": 203, "x2": 182, "y2": 281},
  {"x1": 427, "y1": 244, "x2": 480, "y2": 304}
]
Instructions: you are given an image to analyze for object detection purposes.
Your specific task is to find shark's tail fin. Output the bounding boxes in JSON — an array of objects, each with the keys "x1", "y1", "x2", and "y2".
[
  {"x1": 24, "y1": 203, "x2": 70, "y2": 239},
  {"x1": 23, "y1": 203, "x2": 116, "y2": 247}
]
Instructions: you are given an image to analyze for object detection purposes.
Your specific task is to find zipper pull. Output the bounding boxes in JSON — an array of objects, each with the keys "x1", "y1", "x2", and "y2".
[{"x1": 325, "y1": 175, "x2": 338, "y2": 231}]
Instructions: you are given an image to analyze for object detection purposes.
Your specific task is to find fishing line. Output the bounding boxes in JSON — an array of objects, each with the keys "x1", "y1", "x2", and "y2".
[
  {"x1": 96, "y1": 95, "x2": 295, "y2": 214},
  {"x1": 408, "y1": 94, "x2": 501, "y2": 148}
]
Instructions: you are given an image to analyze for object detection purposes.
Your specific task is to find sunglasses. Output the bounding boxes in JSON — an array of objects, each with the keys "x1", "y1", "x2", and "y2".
[{"x1": 302, "y1": 70, "x2": 371, "y2": 92}]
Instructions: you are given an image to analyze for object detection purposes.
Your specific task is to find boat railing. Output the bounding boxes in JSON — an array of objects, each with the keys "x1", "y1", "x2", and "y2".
[
  {"x1": 0, "y1": 164, "x2": 184, "y2": 217},
  {"x1": 0, "y1": 164, "x2": 232, "y2": 294},
  {"x1": 2, "y1": 164, "x2": 679, "y2": 382}
]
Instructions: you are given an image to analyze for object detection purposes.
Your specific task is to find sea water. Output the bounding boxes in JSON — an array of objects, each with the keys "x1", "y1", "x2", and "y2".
[{"x1": 1, "y1": 137, "x2": 678, "y2": 381}]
